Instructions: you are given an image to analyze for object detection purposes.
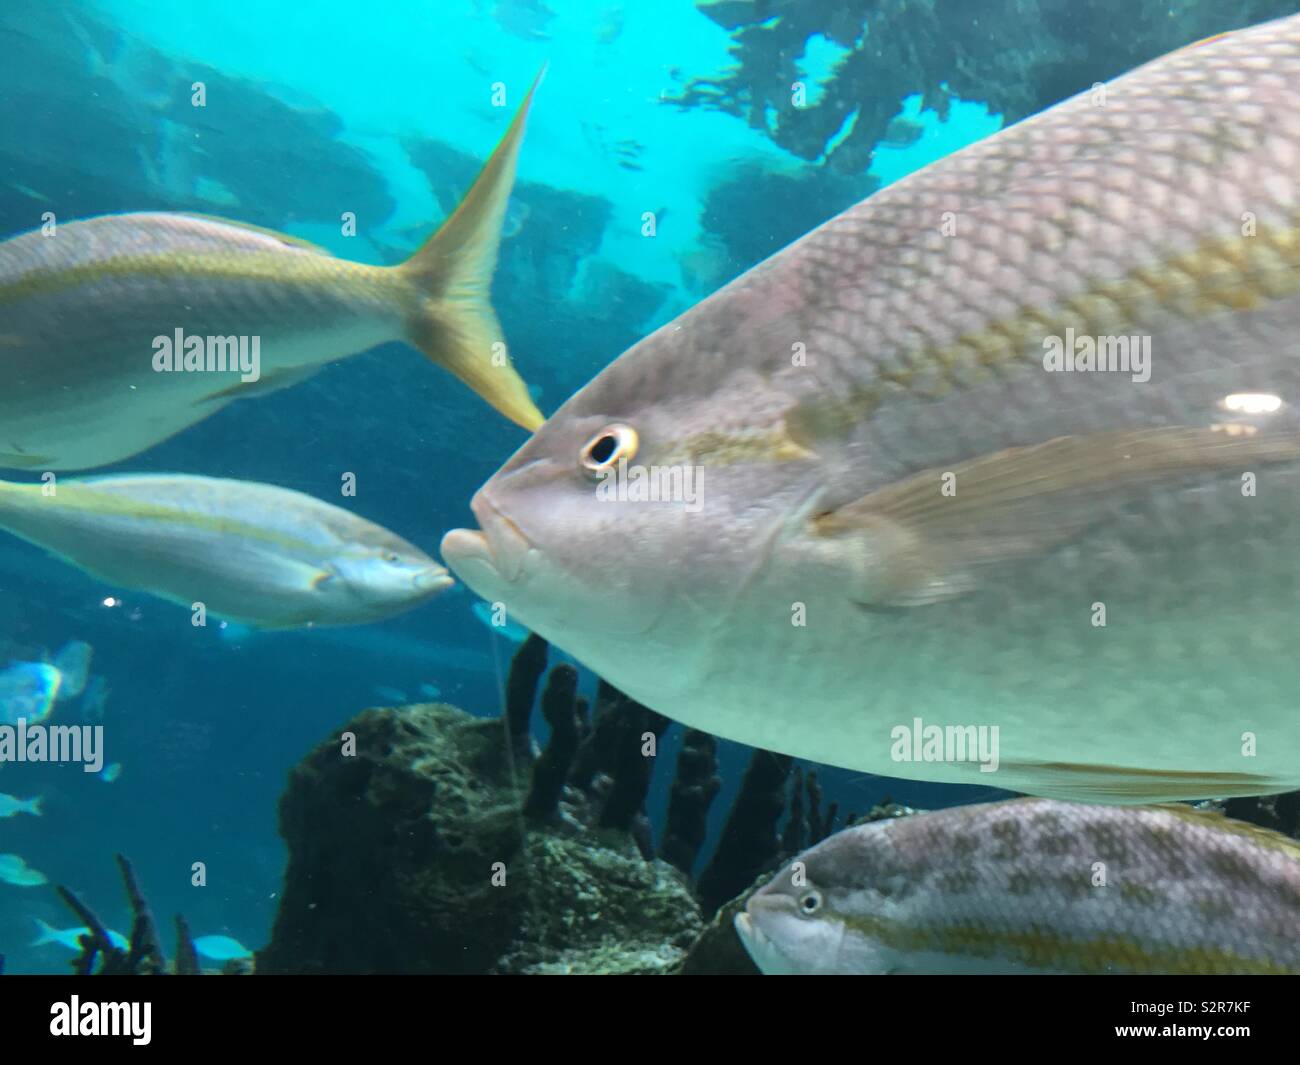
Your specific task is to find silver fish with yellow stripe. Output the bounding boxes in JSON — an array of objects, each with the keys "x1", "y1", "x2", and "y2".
[
  {"x1": 0, "y1": 474, "x2": 451, "y2": 628},
  {"x1": 444, "y1": 16, "x2": 1300, "y2": 802},
  {"x1": 0, "y1": 74, "x2": 545, "y2": 471},
  {"x1": 736, "y1": 798, "x2": 1300, "y2": 975}
]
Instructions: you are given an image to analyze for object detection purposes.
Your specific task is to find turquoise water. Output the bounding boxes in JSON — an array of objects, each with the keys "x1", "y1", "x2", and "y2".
[{"x1": 0, "y1": 0, "x2": 1295, "y2": 975}]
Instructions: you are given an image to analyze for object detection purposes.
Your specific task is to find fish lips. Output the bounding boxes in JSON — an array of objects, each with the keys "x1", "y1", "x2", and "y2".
[
  {"x1": 735, "y1": 909, "x2": 802, "y2": 976},
  {"x1": 413, "y1": 567, "x2": 456, "y2": 595},
  {"x1": 441, "y1": 491, "x2": 534, "y2": 590}
]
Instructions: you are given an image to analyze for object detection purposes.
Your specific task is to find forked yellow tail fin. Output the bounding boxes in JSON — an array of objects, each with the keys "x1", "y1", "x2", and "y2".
[{"x1": 400, "y1": 66, "x2": 547, "y2": 431}]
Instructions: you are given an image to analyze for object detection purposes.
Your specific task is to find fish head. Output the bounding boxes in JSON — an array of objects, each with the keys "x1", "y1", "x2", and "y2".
[
  {"x1": 737, "y1": 828, "x2": 900, "y2": 975},
  {"x1": 736, "y1": 861, "x2": 848, "y2": 975},
  {"x1": 325, "y1": 539, "x2": 454, "y2": 621},
  {"x1": 441, "y1": 350, "x2": 822, "y2": 701}
]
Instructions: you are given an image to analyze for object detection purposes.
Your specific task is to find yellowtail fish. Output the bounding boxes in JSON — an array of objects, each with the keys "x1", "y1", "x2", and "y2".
[
  {"x1": 736, "y1": 799, "x2": 1300, "y2": 975},
  {"x1": 0, "y1": 474, "x2": 452, "y2": 628},
  {"x1": 0, "y1": 75, "x2": 545, "y2": 471},
  {"x1": 444, "y1": 15, "x2": 1300, "y2": 802}
]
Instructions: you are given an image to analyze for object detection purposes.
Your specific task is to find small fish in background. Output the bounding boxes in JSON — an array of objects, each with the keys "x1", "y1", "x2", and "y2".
[
  {"x1": 97, "y1": 762, "x2": 123, "y2": 784},
  {"x1": 193, "y1": 934, "x2": 252, "y2": 962},
  {"x1": 418, "y1": 683, "x2": 441, "y2": 700},
  {"x1": 372, "y1": 685, "x2": 408, "y2": 704},
  {"x1": 500, "y1": 198, "x2": 531, "y2": 241},
  {"x1": 216, "y1": 620, "x2": 256, "y2": 646},
  {"x1": 470, "y1": 600, "x2": 530, "y2": 643},
  {"x1": 79, "y1": 675, "x2": 109, "y2": 721},
  {"x1": 49, "y1": 640, "x2": 92, "y2": 700},
  {"x1": 594, "y1": 4, "x2": 625, "y2": 45},
  {"x1": 878, "y1": 114, "x2": 926, "y2": 148},
  {"x1": 0, "y1": 854, "x2": 48, "y2": 887},
  {"x1": 492, "y1": 0, "x2": 555, "y2": 42},
  {"x1": 6, "y1": 181, "x2": 50, "y2": 204},
  {"x1": 0, "y1": 661, "x2": 62, "y2": 726},
  {"x1": 0, "y1": 793, "x2": 42, "y2": 818},
  {"x1": 31, "y1": 918, "x2": 128, "y2": 952},
  {"x1": 0, "y1": 72, "x2": 545, "y2": 473},
  {"x1": 735, "y1": 799, "x2": 1300, "y2": 975},
  {"x1": 0, "y1": 475, "x2": 453, "y2": 629}
]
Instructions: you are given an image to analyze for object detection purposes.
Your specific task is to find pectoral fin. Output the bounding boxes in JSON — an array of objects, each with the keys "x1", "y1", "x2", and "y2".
[
  {"x1": 0, "y1": 449, "x2": 55, "y2": 469},
  {"x1": 999, "y1": 761, "x2": 1283, "y2": 804},
  {"x1": 813, "y1": 426, "x2": 1300, "y2": 608},
  {"x1": 196, "y1": 365, "x2": 321, "y2": 404}
]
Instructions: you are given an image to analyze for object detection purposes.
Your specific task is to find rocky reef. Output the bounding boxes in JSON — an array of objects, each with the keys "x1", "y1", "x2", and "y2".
[
  {"x1": 258, "y1": 638, "x2": 701, "y2": 974},
  {"x1": 257, "y1": 633, "x2": 858, "y2": 974}
]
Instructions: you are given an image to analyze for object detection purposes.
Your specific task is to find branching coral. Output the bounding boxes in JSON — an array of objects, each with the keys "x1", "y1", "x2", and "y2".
[{"x1": 56, "y1": 854, "x2": 202, "y2": 975}]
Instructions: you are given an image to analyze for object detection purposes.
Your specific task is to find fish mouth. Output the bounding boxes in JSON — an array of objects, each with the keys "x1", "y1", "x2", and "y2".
[
  {"x1": 734, "y1": 911, "x2": 780, "y2": 972},
  {"x1": 414, "y1": 567, "x2": 456, "y2": 594},
  {"x1": 441, "y1": 491, "x2": 533, "y2": 584},
  {"x1": 735, "y1": 902, "x2": 804, "y2": 975},
  {"x1": 735, "y1": 912, "x2": 758, "y2": 944}
]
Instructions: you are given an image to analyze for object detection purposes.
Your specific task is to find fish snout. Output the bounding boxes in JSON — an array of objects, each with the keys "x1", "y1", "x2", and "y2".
[
  {"x1": 442, "y1": 490, "x2": 533, "y2": 585},
  {"x1": 735, "y1": 902, "x2": 798, "y2": 975},
  {"x1": 414, "y1": 566, "x2": 455, "y2": 595}
]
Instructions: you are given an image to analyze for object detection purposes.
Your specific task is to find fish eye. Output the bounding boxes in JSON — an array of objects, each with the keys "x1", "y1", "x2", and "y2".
[
  {"x1": 580, "y1": 423, "x2": 638, "y2": 476},
  {"x1": 381, "y1": 550, "x2": 399, "y2": 563},
  {"x1": 798, "y1": 890, "x2": 822, "y2": 915}
]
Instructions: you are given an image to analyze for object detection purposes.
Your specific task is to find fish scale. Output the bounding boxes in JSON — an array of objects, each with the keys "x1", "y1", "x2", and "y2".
[
  {"x1": 737, "y1": 799, "x2": 1300, "y2": 974},
  {"x1": 445, "y1": 14, "x2": 1300, "y2": 802},
  {"x1": 0, "y1": 72, "x2": 546, "y2": 470}
]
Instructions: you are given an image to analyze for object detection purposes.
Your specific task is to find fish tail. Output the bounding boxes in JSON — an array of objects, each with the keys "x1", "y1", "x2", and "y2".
[
  {"x1": 31, "y1": 917, "x2": 55, "y2": 946},
  {"x1": 25, "y1": 796, "x2": 42, "y2": 817},
  {"x1": 396, "y1": 66, "x2": 546, "y2": 432}
]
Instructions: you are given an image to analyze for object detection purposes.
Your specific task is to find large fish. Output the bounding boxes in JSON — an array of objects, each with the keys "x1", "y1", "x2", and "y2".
[
  {"x1": 0, "y1": 77, "x2": 545, "y2": 471},
  {"x1": 735, "y1": 799, "x2": 1300, "y2": 975},
  {"x1": 0, "y1": 474, "x2": 452, "y2": 627},
  {"x1": 444, "y1": 16, "x2": 1300, "y2": 802}
]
